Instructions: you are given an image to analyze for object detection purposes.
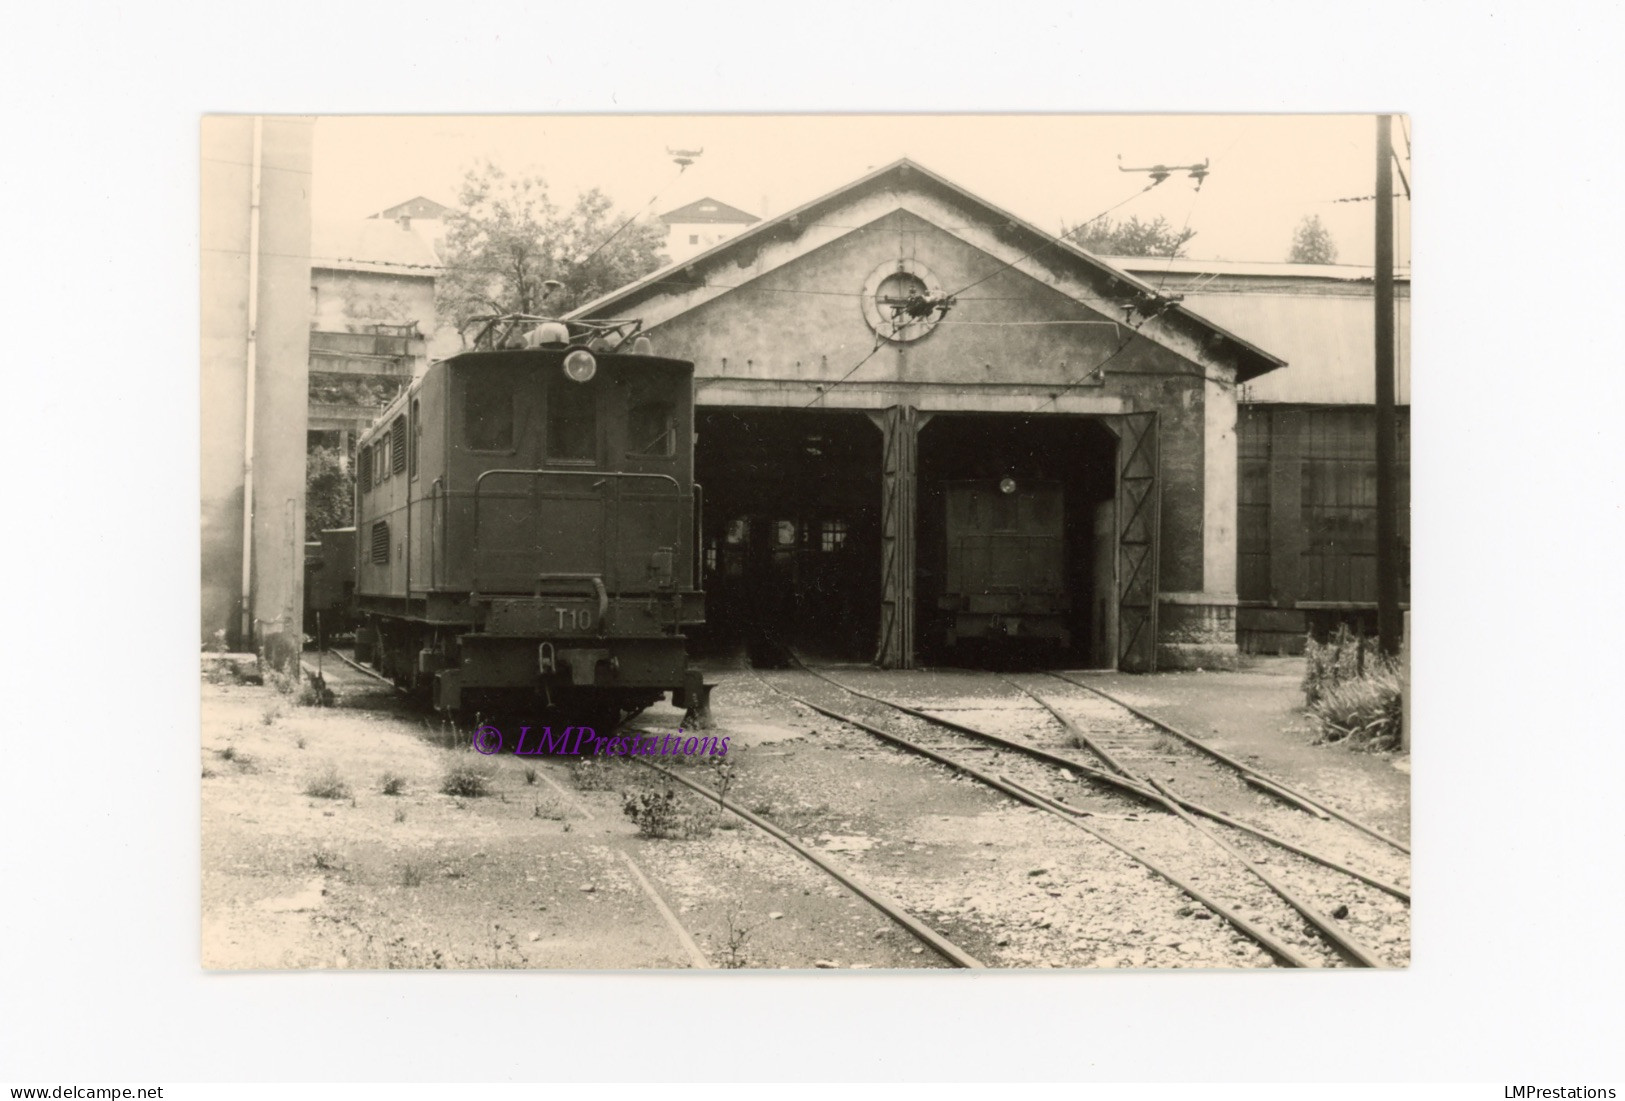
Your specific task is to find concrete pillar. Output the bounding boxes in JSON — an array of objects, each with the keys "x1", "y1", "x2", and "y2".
[
  {"x1": 1156, "y1": 376, "x2": 1243, "y2": 670},
  {"x1": 200, "y1": 116, "x2": 314, "y2": 666}
]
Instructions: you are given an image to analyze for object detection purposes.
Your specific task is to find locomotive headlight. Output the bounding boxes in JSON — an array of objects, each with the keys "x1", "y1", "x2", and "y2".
[
  {"x1": 999, "y1": 477, "x2": 1018, "y2": 495},
  {"x1": 562, "y1": 348, "x2": 597, "y2": 383}
]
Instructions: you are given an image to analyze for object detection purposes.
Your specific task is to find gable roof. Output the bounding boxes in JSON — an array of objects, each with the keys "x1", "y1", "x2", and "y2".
[
  {"x1": 369, "y1": 196, "x2": 453, "y2": 221},
  {"x1": 579, "y1": 159, "x2": 1285, "y2": 383},
  {"x1": 658, "y1": 197, "x2": 760, "y2": 225}
]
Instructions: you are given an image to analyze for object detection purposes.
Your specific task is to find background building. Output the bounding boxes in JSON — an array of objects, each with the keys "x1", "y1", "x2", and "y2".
[
  {"x1": 1108, "y1": 257, "x2": 1411, "y2": 653},
  {"x1": 658, "y1": 197, "x2": 759, "y2": 264},
  {"x1": 307, "y1": 216, "x2": 449, "y2": 460},
  {"x1": 366, "y1": 194, "x2": 451, "y2": 257},
  {"x1": 200, "y1": 116, "x2": 315, "y2": 661}
]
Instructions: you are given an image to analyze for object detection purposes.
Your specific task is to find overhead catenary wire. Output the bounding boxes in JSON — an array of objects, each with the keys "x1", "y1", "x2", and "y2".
[{"x1": 944, "y1": 178, "x2": 1165, "y2": 300}]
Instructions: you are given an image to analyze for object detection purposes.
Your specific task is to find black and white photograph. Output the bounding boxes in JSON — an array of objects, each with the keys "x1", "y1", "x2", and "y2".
[
  {"x1": 9, "y1": 2, "x2": 1625, "y2": 1088},
  {"x1": 200, "y1": 114, "x2": 1412, "y2": 971}
]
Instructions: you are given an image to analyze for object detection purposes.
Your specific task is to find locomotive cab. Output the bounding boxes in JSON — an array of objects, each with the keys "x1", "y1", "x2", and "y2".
[
  {"x1": 938, "y1": 477, "x2": 1071, "y2": 651},
  {"x1": 352, "y1": 325, "x2": 706, "y2": 726}
]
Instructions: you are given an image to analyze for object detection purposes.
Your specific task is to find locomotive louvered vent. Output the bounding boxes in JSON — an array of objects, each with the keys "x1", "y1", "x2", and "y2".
[
  {"x1": 371, "y1": 521, "x2": 389, "y2": 564},
  {"x1": 391, "y1": 416, "x2": 406, "y2": 473}
]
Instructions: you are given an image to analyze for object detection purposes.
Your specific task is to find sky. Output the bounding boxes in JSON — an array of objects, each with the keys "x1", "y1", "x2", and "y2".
[{"x1": 312, "y1": 114, "x2": 1411, "y2": 268}]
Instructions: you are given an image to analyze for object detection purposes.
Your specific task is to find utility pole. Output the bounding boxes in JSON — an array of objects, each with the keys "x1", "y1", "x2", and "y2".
[{"x1": 1374, "y1": 115, "x2": 1401, "y2": 656}]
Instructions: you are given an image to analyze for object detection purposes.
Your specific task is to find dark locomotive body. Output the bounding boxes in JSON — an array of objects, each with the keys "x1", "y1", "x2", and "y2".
[
  {"x1": 303, "y1": 526, "x2": 357, "y2": 637},
  {"x1": 349, "y1": 341, "x2": 705, "y2": 724},
  {"x1": 937, "y1": 478, "x2": 1070, "y2": 650}
]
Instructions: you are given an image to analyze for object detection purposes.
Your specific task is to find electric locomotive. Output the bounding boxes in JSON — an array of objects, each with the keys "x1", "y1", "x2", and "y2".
[
  {"x1": 937, "y1": 476, "x2": 1070, "y2": 651},
  {"x1": 350, "y1": 316, "x2": 706, "y2": 727}
]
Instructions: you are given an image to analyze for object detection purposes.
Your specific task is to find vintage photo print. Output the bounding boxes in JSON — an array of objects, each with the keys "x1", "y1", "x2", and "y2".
[{"x1": 200, "y1": 114, "x2": 1411, "y2": 971}]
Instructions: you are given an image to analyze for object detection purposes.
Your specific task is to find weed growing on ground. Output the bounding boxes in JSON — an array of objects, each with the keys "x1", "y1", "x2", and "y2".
[
  {"x1": 531, "y1": 793, "x2": 568, "y2": 820},
  {"x1": 622, "y1": 787, "x2": 716, "y2": 839},
  {"x1": 296, "y1": 736, "x2": 307, "y2": 750},
  {"x1": 305, "y1": 764, "x2": 351, "y2": 800},
  {"x1": 708, "y1": 757, "x2": 737, "y2": 803},
  {"x1": 380, "y1": 772, "x2": 406, "y2": 796},
  {"x1": 1310, "y1": 666, "x2": 1404, "y2": 751},
  {"x1": 1303, "y1": 625, "x2": 1397, "y2": 704},
  {"x1": 399, "y1": 862, "x2": 425, "y2": 887},
  {"x1": 719, "y1": 913, "x2": 756, "y2": 969},
  {"x1": 261, "y1": 704, "x2": 282, "y2": 727},
  {"x1": 1303, "y1": 625, "x2": 1405, "y2": 751},
  {"x1": 484, "y1": 923, "x2": 523, "y2": 969},
  {"x1": 311, "y1": 847, "x2": 341, "y2": 871},
  {"x1": 523, "y1": 767, "x2": 538, "y2": 785},
  {"x1": 441, "y1": 760, "x2": 494, "y2": 798},
  {"x1": 202, "y1": 767, "x2": 216, "y2": 779},
  {"x1": 218, "y1": 746, "x2": 258, "y2": 772},
  {"x1": 393, "y1": 808, "x2": 407, "y2": 824},
  {"x1": 570, "y1": 758, "x2": 616, "y2": 791}
]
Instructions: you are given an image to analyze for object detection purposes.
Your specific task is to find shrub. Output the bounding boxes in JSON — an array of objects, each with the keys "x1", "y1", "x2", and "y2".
[
  {"x1": 399, "y1": 862, "x2": 425, "y2": 887},
  {"x1": 1303, "y1": 624, "x2": 1396, "y2": 705},
  {"x1": 1310, "y1": 666, "x2": 1404, "y2": 751},
  {"x1": 571, "y1": 758, "x2": 616, "y2": 791},
  {"x1": 380, "y1": 772, "x2": 407, "y2": 796},
  {"x1": 305, "y1": 765, "x2": 351, "y2": 800},
  {"x1": 622, "y1": 787, "x2": 716, "y2": 840},
  {"x1": 441, "y1": 761, "x2": 494, "y2": 798}
]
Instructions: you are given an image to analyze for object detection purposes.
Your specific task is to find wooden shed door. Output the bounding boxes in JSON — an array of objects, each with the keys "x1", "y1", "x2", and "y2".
[{"x1": 1116, "y1": 411, "x2": 1161, "y2": 672}]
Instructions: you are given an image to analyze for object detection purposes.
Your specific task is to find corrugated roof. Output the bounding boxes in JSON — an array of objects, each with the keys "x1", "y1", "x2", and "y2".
[
  {"x1": 1165, "y1": 290, "x2": 1409, "y2": 404},
  {"x1": 659, "y1": 197, "x2": 760, "y2": 225},
  {"x1": 1105, "y1": 256, "x2": 1410, "y2": 282},
  {"x1": 310, "y1": 219, "x2": 441, "y2": 274}
]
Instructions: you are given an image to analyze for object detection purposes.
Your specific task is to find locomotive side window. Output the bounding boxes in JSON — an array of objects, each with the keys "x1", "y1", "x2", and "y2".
[
  {"x1": 462, "y1": 375, "x2": 514, "y2": 451},
  {"x1": 546, "y1": 377, "x2": 596, "y2": 462},
  {"x1": 628, "y1": 401, "x2": 675, "y2": 457},
  {"x1": 390, "y1": 415, "x2": 407, "y2": 474},
  {"x1": 724, "y1": 519, "x2": 747, "y2": 545}
]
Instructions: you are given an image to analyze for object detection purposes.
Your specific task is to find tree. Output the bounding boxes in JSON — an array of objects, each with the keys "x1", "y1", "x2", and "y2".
[
  {"x1": 1287, "y1": 214, "x2": 1339, "y2": 264},
  {"x1": 436, "y1": 162, "x2": 669, "y2": 333},
  {"x1": 305, "y1": 444, "x2": 353, "y2": 536},
  {"x1": 1069, "y1": 214, "x2": 1196, "y2": 258}
]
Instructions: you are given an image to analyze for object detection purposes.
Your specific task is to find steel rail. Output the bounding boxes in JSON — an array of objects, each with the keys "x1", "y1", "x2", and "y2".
[
  {"x1": 1006, "y1": 677, "x2": 1386, "y2": 966},
  {"x1": 755, "y1": 674, "x2": 1314, "y2": 968},
  {"x1": 632, "y1": 757, "x2": 984, "y2": 969},
  {"x1": 1047, "y1": 672, "x2": 1411, "y2": 855},
  {"x1": 792, "y1": 664, "x2": 1410, "y2": 900},
  {"x1": 325, "y1": 647, "x2": 396, "y2": 687}
]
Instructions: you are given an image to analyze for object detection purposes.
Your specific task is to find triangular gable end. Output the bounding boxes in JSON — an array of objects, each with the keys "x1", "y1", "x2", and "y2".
[{"x1": 574, "y1": 159, "x2": 1284, "y2": 384}]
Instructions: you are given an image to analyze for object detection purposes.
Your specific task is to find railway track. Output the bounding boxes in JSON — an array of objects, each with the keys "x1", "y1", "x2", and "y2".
[
  {"x1": 749, "y1": 660, "x2": 1409, "y2": 968},
  {"x1": 317, "y1": 649, "x2": 982, "y2": 967}
]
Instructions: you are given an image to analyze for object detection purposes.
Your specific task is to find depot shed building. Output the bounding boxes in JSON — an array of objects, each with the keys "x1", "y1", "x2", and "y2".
[{"x1": 570, "y1": 160, "x2": 1285, "y2": 671}]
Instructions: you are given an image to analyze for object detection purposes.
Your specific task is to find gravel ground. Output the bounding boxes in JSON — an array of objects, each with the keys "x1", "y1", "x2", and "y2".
[{"x1": 200, "y1": 650, "x2": 1409, "y2": 970}]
